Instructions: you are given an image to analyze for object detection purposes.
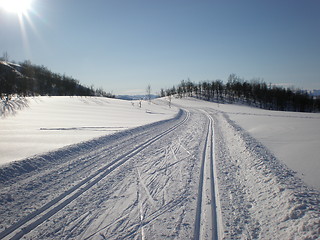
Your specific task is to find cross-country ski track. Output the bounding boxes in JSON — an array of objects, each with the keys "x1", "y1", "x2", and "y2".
[
  {"x1": 193, "y1": 111, "x2": 219, "y2": 240},
  {"x1": 1, "y1": 98, "x2": 319, "y2": 239},
  {"x1": 0, "y1": 108, "x2": 221, "y2": 239},
  {"x1": 1, "y1": 109, "x2": 191, "y2": 239}
]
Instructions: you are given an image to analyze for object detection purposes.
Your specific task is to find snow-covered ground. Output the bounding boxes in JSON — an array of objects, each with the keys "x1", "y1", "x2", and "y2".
[
  {"x1": 0, "y1": 96, "x2": 319, "y2": 239},
  {"x1": 174, "y1": 98, "x2": 320, "y2": 239},
  {"x1": 0, "y1": 96, "x2": 177, "y2": 166},
  {"x1": 173, "y1": 98, "x2": 320, "y2": 191}
]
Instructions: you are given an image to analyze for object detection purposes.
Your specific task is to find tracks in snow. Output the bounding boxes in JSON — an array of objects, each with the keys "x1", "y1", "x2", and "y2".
[
  {"x1": 0, "y1": 110, "x2": 190, "y2": 240},
  {"x1": 194, "y1": 111, "x2": 219, "y2": 240}
]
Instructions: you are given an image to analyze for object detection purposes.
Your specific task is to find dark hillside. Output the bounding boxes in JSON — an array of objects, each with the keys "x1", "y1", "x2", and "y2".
[{"x1": 0, "y1": 60, "x2": 113, "y2": 98}]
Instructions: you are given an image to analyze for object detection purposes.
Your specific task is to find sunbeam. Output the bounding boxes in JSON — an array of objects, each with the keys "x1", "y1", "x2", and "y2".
[{"x1": 0, "y1": 0, "x2": 42, "y2": 57}]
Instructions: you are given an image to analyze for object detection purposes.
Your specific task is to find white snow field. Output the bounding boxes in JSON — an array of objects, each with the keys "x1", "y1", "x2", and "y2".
[
  {"x1": 0, "y1": 96, "x2": 178, "y2": 165},
  {"x1": 173, "y1": 98, "x2": 320, "y2": 191},
  {"x1": 0, "y1": 96, "x2": 319, "y2": 239}
]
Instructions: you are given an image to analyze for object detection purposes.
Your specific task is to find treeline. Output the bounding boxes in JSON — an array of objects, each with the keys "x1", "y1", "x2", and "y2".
[
  {"x1": 160, "y1": 74, "x2": 320, "y2": 112},
  {"x1": 0, "y1": 60, "x2": 114, "y2": 98}
]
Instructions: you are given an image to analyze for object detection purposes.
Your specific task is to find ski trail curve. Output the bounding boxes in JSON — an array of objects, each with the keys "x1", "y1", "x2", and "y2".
[{"x1": 0, "y1": 110, "x2": 190, "y2": 240}]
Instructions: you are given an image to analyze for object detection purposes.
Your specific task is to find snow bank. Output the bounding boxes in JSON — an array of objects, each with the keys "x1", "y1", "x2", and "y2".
[
  {"x1": 227, "y1": 108, "x2": 320, "y2": 191},
  {"x1": 213, "y1": 113, "x2": 319, "y2": 239},
  {"x1": 0, "y1": 96, "x2": 177, "y2": 166}
]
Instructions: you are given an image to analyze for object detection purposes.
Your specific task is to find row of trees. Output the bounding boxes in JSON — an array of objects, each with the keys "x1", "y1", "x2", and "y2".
[
  {"x1": 160, "y1": 74, "x2": 320, "y2": 112},
  {"x1": 0, "y1": 60, "x2": 114, "y2": 98}
]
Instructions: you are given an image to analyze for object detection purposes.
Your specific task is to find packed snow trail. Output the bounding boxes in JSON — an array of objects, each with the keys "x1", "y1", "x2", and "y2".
[
  {"x1": 2, "y1": 111, "x2": 190, "y2": 239},
  {"x1": 0, "y1": 108, "x2": 218, "y2": 239},
  {"x1": 0, "y1": 109, "x2": 190, "y2": 239},
  {"x1": 194, "y1": 111, "x2": 218, "y2": 240}
]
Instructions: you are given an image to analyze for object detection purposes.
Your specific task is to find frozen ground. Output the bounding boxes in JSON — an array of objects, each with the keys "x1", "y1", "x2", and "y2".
[{"x1": 0, "y1": 96, "x2": 319, "y2": 239}]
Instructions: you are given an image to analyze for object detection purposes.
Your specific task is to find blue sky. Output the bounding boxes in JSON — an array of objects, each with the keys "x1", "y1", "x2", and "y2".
[{"x1": 1, "y1": 0, "x2": 319, "y2": 95}]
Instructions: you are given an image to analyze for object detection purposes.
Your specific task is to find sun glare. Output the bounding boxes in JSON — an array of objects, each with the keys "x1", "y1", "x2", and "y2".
[{"x1": 0, "y1": 0, "x2": 33, "y2": 15}]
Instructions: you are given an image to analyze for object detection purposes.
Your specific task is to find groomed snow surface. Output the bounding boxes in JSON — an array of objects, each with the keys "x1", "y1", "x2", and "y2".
[{"x1": 0, "y1": 96, "x2": 319, "y2": 239}]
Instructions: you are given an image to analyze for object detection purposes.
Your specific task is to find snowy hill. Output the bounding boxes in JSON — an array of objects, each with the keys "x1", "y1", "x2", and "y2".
[{"x1": 0, "y1": 96, "x2": 177, "y2": 165}]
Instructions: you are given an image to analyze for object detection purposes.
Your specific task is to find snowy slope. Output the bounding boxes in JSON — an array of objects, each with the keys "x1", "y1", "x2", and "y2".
[
  {"x1": 0, "y1": 96, "x2": 177, "y2": 165},
  {"x1": 0, "y1": 97, "x2": 319, "y2": 239},
  {"x1": 173, "y1": 98, "x2": 320, "y2": 191}
]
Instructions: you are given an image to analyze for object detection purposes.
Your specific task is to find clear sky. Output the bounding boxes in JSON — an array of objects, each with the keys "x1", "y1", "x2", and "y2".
[{"x1": 1, "y1": 0, "x2": 320, "y2": 95}]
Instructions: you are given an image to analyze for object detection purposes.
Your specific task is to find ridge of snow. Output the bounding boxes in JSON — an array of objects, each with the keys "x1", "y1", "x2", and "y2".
[{"x1": 213, "y1": 111, "x2": 319, "y2": 239}]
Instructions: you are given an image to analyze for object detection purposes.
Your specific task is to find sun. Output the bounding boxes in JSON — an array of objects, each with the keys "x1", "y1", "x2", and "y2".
[{"x1": 0, "y1": 0, "x2": 33, "y2": 15}]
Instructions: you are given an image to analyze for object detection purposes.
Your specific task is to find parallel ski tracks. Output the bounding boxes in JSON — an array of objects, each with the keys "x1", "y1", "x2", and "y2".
[
  {"x1": 194, "y1": 111, "x2": 219, "y2": 240},
  {"x1": 0, "y1": 110, "x2": 190, "y2": 240}
]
